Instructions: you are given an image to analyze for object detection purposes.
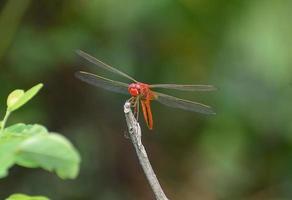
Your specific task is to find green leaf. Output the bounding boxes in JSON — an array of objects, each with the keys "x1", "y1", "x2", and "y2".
[
  {"x1": 7, "y1": 83, "x2": 43, "y2": 112},
  {"x1": 0, "y1": 137, "x2": 24, "y2": 178},
  {"x1": 3, "y1": 123, "x2": 49, "y2": 137},
  {"x1": 6, "y1": 193, "x2": 50, "y2": 200},
  {"x1": 7, "y1": 89, "x2": 25, "y2": 108},
  {"x1": 0, "y1": 124, "x2": 80, "y2": 179},
  {"x1": 0, "y1": 124, "x2": 48, "y2": 178},
  {"x1": 16, "y1": 133, "x2": 81, "y2": 179}
]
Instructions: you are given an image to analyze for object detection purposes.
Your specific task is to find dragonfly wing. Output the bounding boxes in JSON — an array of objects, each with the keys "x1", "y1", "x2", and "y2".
[
  {"x1": 150, "y1": 84, "x2": 216, "y2": 91},
  {"x1": 76, "y1": 50, "x2": 137, "y2": 82},
  {"x1": 153, "y1": 91, "x2": 215, "y2": 115},
  {"x1": 75, "y1": 71, "x2": 129, "y2": 94}
]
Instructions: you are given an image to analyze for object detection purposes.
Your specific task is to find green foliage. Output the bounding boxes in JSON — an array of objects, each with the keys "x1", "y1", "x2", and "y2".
[
  {"x1": 0, "y1": 123, "x2": 80, "y2": 179},
  {"x1": 7, "y1": 83, "x2": 43, "y2": 112},
  {"x1": 6, "y1": 193, "x2": 50, "y2": 200},
  {"x1": 0, "y1": 84, "x2": 81, "y2": 199}
]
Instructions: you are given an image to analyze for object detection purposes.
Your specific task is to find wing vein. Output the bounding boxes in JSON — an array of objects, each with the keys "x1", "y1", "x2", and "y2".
[
  {"x1": 150, "y1": 84, "x2": 216, "y2": 91},
  {"x1": 76, "y1": 50, "x2": 137, "y2": 82},
  {"x1": 153, "y1": 91, "x2": 215, "y2": 115},
  {"x1": 75, "y1": 71, "x2": 129, "y2": 95}
]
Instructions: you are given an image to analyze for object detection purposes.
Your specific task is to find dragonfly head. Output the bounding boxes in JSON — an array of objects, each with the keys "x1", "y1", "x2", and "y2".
[
  {"x1": 128, "y1": 82, "x2": 150, "y2": 97},
  {"x1": 128, "y1": 83, "x2": 141, "y2": 97}
]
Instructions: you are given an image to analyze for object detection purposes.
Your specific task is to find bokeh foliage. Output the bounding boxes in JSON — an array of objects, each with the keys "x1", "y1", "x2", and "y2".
[{"x1": 0, "y1": 0, "x2": 291, "y2": 199}]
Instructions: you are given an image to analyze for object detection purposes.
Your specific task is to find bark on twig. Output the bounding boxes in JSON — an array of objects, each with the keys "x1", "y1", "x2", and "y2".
[{"x1": 124, "y1": 101, "x2": 169, "y2": 200}]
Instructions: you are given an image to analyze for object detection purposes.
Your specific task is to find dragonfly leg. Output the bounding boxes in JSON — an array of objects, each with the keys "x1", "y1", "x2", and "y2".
[
  {"x1": 136, "y1": 99, "x2": 140, "y2": 121},
  {"x1": 132, "y1": 97, "x2": 140, "y2": 121},
  {"x1": 127, "y1": 96, "x2": 140, "y2": 121},
  {"x1": 128, "y1": 96, "x2": 134, "y2": 104}
]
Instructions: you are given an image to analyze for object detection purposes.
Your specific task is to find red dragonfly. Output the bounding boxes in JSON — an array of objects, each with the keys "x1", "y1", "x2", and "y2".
[{"x1": 75, "y1": 50, "x2": 216, "y2": 130}]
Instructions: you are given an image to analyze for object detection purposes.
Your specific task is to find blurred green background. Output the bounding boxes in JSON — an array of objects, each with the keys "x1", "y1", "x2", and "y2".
[{"x1": 0, "y1": 0, "x2": 292, "y2": 199}]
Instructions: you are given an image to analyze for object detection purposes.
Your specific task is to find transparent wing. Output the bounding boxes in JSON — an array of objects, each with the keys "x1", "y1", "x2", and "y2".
[
  {"x1": 153, "y1": 91, "x2": 215, "y2": 115},
  {"x1": 150, "y1": 84, "x2": 216, "y2": 91},
  {"x1": 76, "y1": 50, "x2": 137, "y2": 82},
  {"x1": 75, "y1": 71, "x2": 129, "y2": 94}
]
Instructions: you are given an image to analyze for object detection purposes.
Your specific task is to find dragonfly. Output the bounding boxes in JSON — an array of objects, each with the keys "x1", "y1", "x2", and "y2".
[{"x1": 75, "y1": 50, "x2": 216, "y2": 130}]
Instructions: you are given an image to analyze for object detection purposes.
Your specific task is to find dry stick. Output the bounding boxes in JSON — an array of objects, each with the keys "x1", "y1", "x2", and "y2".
[{"x1": 124, "y1": 101, "x2": 169, "y2": 200}]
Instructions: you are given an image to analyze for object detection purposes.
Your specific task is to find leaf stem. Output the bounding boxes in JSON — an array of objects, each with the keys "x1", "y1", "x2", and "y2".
[{"x1": 1, "y1": 110, "x2": 11, "y2": 133}]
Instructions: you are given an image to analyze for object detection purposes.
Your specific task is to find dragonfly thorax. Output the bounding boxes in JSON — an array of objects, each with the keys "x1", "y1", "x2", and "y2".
[{"x1": 128, "y1": 83, "x2": 149, "y2": 97}]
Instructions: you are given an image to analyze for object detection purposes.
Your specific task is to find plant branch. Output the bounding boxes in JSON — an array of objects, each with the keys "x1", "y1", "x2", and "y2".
[
  {"x1": 124, "y1": 101, "x2": 169, "y2": 200},
  {"x1": 1, "y1": 110, "x2": 10, "y2": 133}
]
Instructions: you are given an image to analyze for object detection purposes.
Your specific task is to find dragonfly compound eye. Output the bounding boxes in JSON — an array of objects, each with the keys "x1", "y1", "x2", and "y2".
[{"x1": 128, "y1": 85, "x2": 140, "y2": 96}]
